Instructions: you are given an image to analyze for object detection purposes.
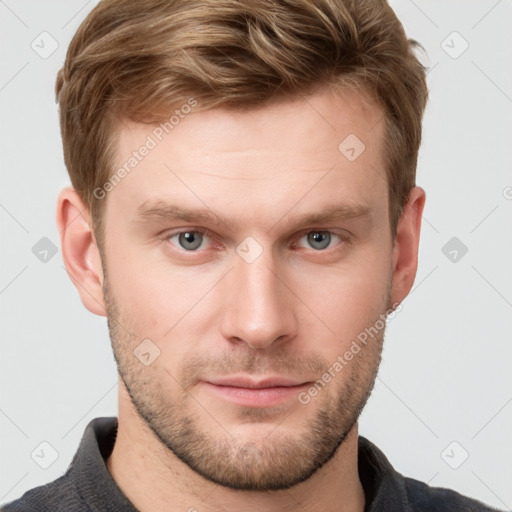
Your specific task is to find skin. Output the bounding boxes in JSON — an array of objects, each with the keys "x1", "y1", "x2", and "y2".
[{"x1": 57, "y1": 85, "x2": 425, "y2": 512}]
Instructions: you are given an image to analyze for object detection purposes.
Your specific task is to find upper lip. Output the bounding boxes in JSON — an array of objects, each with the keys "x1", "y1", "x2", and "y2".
[{"x1": 206, "y1": 376, "x2": 308, "y2": 389}]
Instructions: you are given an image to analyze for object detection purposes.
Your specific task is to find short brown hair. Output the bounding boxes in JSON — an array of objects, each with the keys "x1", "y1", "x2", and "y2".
[{"x1": 56, "y1": 0, "x2": 428, "y2": 243}]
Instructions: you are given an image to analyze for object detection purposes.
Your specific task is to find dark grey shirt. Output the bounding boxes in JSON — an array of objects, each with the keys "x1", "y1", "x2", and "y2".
[{"x1": 1, "y1": 417, "x2": 502, "y2": 511}]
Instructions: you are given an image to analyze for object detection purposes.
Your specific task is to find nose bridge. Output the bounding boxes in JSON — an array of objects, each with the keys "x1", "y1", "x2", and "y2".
[{"x1": 220, "y1": 243, "x2": 296, "y2": 349}]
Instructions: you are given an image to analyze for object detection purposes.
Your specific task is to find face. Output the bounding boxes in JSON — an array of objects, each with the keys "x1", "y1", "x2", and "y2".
[{"x1": 101, "y1": 87, "x2": 395, "y2": 491}]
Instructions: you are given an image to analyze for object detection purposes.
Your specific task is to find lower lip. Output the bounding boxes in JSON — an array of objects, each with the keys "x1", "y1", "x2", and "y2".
[{"x1": 204, "y1": 382, "x2": 309, "y2": 408}]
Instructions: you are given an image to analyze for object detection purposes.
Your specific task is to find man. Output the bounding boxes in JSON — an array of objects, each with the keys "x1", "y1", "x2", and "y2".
[{"x1": 1, "y1": 0, "x2": 503, "y2": 511}]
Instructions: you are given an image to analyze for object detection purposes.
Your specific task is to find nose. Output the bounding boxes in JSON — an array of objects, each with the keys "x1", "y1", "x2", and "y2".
[{"x1": 219, "y1": 246, "x2": 297, "y2": 350}]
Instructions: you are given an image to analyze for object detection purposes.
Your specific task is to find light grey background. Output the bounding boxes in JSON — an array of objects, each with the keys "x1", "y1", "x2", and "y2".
[{"x1": 1, "y1": 0, "x2": 511, "y2": 509}]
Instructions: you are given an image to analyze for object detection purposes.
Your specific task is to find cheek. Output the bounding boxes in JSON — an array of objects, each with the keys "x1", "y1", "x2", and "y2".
[
  {"x1": 295, "y1": 254, "x2": 391, "y2": 340},
  {"x1": 106, "y1": 250, "x2": 223, "y2": 344}
]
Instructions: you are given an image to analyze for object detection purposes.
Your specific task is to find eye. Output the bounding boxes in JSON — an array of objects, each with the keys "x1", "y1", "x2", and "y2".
[
  {"x1": 168, "y1": 230, "x2": 208, "y2": 251},
  {"x1": 298, "y1": 230, "x2": 343, "y2": 251}
]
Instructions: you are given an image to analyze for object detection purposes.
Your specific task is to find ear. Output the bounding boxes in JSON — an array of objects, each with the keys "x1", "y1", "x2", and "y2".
[
  {"x1": 56, "y1": 187, "x2": 106, "y2": 316},
  {"x1": 389, "y1": 186, "x2": 426, "y2": 308}
]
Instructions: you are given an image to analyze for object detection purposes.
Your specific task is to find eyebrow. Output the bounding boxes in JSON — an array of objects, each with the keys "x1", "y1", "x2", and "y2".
[{"x1": 134, "y1": 200, "x2": 371, "y2": 232}]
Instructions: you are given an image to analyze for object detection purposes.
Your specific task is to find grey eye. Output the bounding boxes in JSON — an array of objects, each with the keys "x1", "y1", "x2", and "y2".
[
  {"x1": 307, "y1": 231, "x2": 331, "y2": 250},
  {"x1": 178, "y1": 231, "x2": 203, "y2": 250}
]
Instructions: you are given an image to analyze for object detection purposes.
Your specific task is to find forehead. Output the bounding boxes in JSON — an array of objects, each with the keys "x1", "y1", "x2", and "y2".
[
  {"x1": 117, "y1": 86, "x2": 382, "y2": 159},
  {"x1": 107, "y1": 87, "x2": 387, "y2": 230}
]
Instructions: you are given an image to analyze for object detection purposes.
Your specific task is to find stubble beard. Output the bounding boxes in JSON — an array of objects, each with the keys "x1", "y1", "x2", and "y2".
[{"x1": 103, "y1": 278, "x2": 387, "y2": 491}]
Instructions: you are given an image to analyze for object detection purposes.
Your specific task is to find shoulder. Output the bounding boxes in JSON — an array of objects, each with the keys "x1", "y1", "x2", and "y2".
[
  {"x1": 357, "y1": 436, "x2": 504, "y2": 512},
  {"x1": 1, "y1": 474, "x2": 87, "y2": 512},
  {"x1": 403, "y1": 476, "x2": 504, "y2": 512},
  {"x1": 1, "y1": 417, "x2": 119, "y2": 512}
]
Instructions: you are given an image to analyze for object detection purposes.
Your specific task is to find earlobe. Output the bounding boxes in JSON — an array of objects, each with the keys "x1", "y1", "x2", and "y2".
[
  {"x1": 56, "y1": 187, "x2": 107, "y2": 316},
  {"x1": 390, "y1": 186, "x2": 426, "y2": 308}
]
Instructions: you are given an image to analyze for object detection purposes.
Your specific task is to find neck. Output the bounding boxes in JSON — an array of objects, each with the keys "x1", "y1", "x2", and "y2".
[{"x1": 106, "y1": 381, "x2": 366, "y2": 512}]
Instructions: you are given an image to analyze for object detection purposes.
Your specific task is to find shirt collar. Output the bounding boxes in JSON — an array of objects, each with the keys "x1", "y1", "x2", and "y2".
[
  {"x1": 69, "y1": 417, "x2": 138, "y2": 511},
  {"x1": 358, "y1": 435, "x2": 413, "y2": 511}
]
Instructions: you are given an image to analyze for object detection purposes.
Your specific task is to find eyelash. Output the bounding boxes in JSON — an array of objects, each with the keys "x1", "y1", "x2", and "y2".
[{"x1": 163, "y1": 228, "x2": 349, "y2": 254}]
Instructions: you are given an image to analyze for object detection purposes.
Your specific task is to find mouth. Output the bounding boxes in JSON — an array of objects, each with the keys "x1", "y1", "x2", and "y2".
[{"x1": 202, "y1": 376, "x2": 311, "y2": 408}]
